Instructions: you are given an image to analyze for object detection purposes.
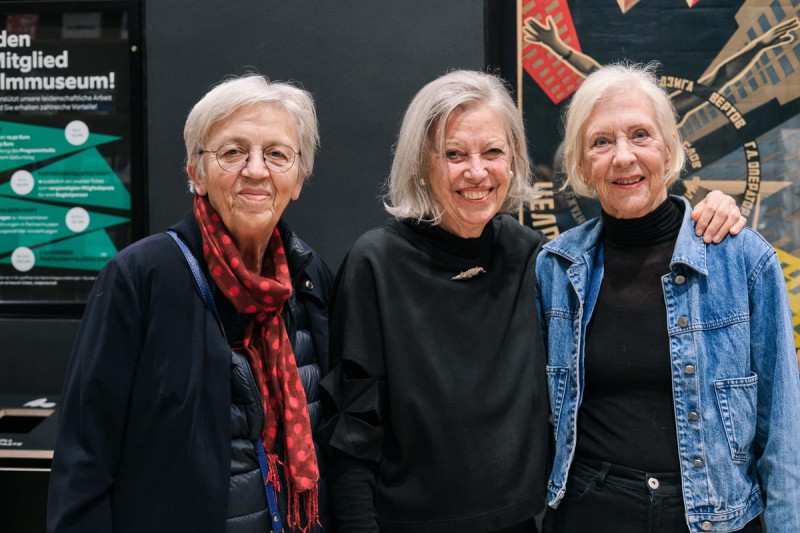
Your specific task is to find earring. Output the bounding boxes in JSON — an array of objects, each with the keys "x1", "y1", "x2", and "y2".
[
  {"x1": 509, "y1": 170, "x2": 514, "y2": 178},
  {"x1": 420, "y1": 178, "x2": 426, "y2": 186}
]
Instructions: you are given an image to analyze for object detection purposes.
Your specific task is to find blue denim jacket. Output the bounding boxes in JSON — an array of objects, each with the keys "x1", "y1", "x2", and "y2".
[{"x1": 535, "y1": 197, "x2": 800, "y2": 532}]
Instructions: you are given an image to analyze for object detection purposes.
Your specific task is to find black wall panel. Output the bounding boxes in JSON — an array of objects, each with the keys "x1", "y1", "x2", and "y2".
[{"x1": 146, "y1": 0, "x2": 487, "y2": 272}]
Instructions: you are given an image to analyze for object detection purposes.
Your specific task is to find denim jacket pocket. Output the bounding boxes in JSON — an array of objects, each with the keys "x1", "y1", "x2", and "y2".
[
  {"x1": 713, "y1": 372, "x2": 758, "y2": 462},
  {"x1": 546, "y1": 366, "x2": 570, "y2": 436}
]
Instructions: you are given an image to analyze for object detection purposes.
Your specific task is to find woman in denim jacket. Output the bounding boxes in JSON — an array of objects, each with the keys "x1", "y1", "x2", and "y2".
[{"x1": 536, "y1": 62, "x2": 800, "y2": 532}]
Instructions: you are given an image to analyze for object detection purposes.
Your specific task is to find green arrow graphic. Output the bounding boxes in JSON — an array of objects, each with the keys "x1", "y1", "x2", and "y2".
[
  {"x1": 0, "y1": 147, "x2": 131, "y2": 209},
  {"x1": 0, "y1": 228, "x2": 119, "y2": 272},
  {"x1": 0, "y1": 196, "x2": 128, "y2": 255},
  {"x1": 0, "y1": 120, "x2": 120, "y2": 173}
]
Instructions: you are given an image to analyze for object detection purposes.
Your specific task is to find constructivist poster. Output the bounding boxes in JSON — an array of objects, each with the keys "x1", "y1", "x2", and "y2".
[
  {"x1": 514, "y1": 0, "x2": 800, "y2": 349},
  {"x1": 0, "y1": 2, "x2": 141, "y2": 308}
]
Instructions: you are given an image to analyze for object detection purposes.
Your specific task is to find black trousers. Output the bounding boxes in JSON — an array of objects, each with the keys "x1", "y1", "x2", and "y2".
[{"x1": 542, "y1": 459, "x2": 764, "y2": 533}]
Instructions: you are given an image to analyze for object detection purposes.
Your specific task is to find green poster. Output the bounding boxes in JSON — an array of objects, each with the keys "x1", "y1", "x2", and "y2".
[{"x1": 0, "y1": 6, "x2": 139, "y2": 306}]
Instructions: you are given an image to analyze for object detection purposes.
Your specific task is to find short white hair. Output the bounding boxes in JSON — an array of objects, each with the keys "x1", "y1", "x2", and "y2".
[
  {"x1": 184, "y1": 74, "x2": 319, "y2": 192},
  {"x1": 563, "y1": 61, "x2": 686, "y2": 197}
]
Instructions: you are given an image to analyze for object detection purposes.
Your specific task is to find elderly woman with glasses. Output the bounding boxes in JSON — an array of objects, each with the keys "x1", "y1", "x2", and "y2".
[
  {"x1": 48, "y1": 74, "x2": 334, "y2": 533},
  {"x1": 321, "y1": 69, "x2": 744, "y2": 533}
]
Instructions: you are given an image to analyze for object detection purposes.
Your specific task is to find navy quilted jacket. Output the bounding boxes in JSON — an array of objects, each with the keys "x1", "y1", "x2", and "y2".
[{"x1": 47, "y1": 212, "x2": 333, "y2": 533}]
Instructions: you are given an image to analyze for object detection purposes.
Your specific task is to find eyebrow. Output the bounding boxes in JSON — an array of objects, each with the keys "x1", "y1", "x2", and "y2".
[
  {"x1": 214, "y1": 133, "x2": 296, "y2": 145},
  {"x1": 587, "y1": 121, "x2": 654, "y2": 136},
  {"x1": 444, "y1": 138, "x2": 508, "y2": 148}
]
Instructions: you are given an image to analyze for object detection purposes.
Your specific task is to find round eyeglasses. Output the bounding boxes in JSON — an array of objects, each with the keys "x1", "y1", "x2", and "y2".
[{"x1": 199, "y1": 142, "x2": 300, "y2": 174}]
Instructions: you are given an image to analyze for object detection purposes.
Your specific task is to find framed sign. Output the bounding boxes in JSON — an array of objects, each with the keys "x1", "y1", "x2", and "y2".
[
  {"x1": 0, "y1": 0, "x2": 144, "y2": 316},
  {"x1": 494, "y1": 0, "x2": 800, "y2": 348}
]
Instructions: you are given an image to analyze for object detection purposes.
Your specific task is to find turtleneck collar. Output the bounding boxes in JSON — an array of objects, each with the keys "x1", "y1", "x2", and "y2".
[
  {"x1": 602, "y1": 196, "x2": 685, "y2": 248},
  {"x1": 401, "y1": 216, "x2": 496, "y2": 262}
]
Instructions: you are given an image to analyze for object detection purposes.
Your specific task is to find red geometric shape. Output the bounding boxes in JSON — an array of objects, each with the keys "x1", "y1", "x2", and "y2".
[
  {"x1": 520, "y1": 0, "x2": 584, "y2": 104},
  {"x1": 685, "y1": 0, "x2": 700, "y2": 6}
]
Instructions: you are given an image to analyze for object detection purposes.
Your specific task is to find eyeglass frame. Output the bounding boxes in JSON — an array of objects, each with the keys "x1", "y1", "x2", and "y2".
[{"x1": 198, "y1": 142, "x2": 302, "y2": 174}]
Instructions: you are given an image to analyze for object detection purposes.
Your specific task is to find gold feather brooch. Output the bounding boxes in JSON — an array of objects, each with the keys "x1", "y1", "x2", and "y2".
[{"x1": 451, "y1": 267, "x2": 486, "y2": 281}]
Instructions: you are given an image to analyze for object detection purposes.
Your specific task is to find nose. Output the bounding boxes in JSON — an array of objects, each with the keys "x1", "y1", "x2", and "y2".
[
  {"x1": 612, "y1": 138, "x2": 636, "y2": 167},
  {"x1": 241, "y1": 149, "x2": 270, "y2": 177},
  {"x1": 464, "y1": 153, "x2": 488, "y2": 180}
]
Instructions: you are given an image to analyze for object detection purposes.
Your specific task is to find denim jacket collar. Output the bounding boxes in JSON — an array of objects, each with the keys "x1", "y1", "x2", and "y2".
[
  {"x1": 542, "y1": 215, "x2": 602, "y2": 263},
  {"x1": 670, "y1": 197, "x2": 708, "y2": 276},
  {"x1": 544, "y1": 196, "x2": 709, "y2": 276}
]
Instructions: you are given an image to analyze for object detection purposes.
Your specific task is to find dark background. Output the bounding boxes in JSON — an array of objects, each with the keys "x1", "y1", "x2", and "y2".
[{"x1": 0, "y1": 0, "x2": 512, "y2": 395}]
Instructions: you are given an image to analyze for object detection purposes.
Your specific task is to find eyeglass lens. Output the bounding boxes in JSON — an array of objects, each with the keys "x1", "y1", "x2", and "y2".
[{"x1": 214, "y1": 143, "x2": 296, "y2": 173}]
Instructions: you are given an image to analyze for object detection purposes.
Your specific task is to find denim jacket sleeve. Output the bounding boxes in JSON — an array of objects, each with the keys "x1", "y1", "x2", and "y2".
[{"x1": 748, "y1": 246, "x2": 800, "y2": 531}]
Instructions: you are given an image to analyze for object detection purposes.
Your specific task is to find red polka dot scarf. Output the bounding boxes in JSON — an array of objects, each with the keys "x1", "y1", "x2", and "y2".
[{"x1": 194, "y1": 194, "x2": 319, "y2": 531}]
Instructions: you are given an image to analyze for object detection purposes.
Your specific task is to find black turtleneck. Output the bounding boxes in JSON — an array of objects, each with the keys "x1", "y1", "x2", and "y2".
[{"x1": 576, "y1": 197, "x2": 684, "y2": 472}]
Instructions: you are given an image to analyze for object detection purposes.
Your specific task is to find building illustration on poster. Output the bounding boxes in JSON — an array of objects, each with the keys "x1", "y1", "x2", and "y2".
[
  {"x1": 516, "y1": 0, "x2": 800, "y2": 348},
  {"x1": 0, "y1": 6, "x2": 134, "y2": 305}
]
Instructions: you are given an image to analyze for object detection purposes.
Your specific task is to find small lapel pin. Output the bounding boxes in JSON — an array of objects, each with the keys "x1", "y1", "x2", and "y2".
[{"x1": 451, "y1": 267, "x2": 486, "y2": 281}]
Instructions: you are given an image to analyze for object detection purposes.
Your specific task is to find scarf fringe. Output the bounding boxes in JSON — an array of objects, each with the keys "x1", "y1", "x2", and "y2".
[
  {"x1": 287, "y1": 486, "x2": 320, "y2": 533},
  {"x1": 265, "y1": 451, "x2": 282, "y2": 491},
  {"x1": 265, "y1": 452, "x2": 320, "y2": 531}
]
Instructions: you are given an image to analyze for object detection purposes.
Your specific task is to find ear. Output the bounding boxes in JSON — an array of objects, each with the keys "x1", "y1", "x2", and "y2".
[
  {"x1": 187, "y1": 161, "x2": 207, "y2": 196},
  {"x1": 291, "y1": 175, "x2": 304, "y2": 201}
]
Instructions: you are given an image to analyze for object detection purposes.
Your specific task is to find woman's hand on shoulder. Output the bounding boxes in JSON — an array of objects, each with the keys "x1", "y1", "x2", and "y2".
[{"x1": 691, "y1": 190, "x2": 747, "y2": 244}]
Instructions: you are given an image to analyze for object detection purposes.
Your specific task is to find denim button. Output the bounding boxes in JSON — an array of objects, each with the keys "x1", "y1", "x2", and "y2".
[
  {"x1": 688, "y1": 411, "x2": 699, "y2": 421},
  {"x1": 684, "y1": 365, "x2": 696, "y2": 375},
  {"x1": 305, "y1": 279, "x2": 314, "y2": 290},
  {"x1": 693, "y1": 458, "x2": 704, "y2": 468},
  {"x1": 701, "y1": 521, "x2": 712, "y2": 531},
  {"x1": 675, "y1": 274, "x2": 686, "y2": 284},
  {"x1": 647, "y1": 477, "x2": 659, "y2": 489},
  {"x1": 678, "y1": 316, "x2": 689, "y2": 328}
]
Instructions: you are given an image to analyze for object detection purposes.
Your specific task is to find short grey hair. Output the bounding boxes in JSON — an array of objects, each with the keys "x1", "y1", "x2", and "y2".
[
  {"x1": 184, "y1": 74, "x2": 319, "y2": 192},
  {"x1": 385, "y1": 70, "x2": 533, "y2": 222},
  {"x1": 563, "y1": 61, "x2": 686, "y2": 198}
]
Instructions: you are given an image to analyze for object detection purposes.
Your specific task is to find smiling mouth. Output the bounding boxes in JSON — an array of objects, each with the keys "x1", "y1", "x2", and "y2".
[
  {"x1": 240, "y1": 190, "x2": 271, "y2": 199},
  {"x1": 459, "y1": 189, "x2": 492, "y2": 200},
  {"x1": 613, "y1": 177, "x2": 644, "y2": 185}
]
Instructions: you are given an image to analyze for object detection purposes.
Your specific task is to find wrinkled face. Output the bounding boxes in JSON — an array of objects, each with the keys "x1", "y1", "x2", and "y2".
[
  {"x1": 581, "y1": 89, "x2": 671, "y2": 219},
  {"x1": 189, "y1": 103, "x2": 303, "y2": 247},
  {"x1": 429, "y1": 103, "x2": 511, "y2": 238}
]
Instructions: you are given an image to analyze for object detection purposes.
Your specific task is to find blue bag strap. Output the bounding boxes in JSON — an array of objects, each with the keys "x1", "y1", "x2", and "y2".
[
  {"x1": 166, "y1": 229, "x2": 283, "y2": 532},
  {"x1": 166, "y1": 230, "x2": 221, "y2": 325}
]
